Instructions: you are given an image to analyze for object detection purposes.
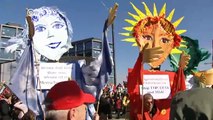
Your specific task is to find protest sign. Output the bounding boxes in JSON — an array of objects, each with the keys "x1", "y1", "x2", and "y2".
[
  {"x1": 140, "y1": 75, "x2": 171, "y2": 99},
  {"x1": 39, "y1": 63, "x2": 75, "y2": 89}
]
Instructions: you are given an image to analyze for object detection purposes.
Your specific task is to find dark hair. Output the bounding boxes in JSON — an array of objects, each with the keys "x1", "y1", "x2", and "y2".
[{"x1": 143, "y1": 93, "x2": 153, "y2": 100}]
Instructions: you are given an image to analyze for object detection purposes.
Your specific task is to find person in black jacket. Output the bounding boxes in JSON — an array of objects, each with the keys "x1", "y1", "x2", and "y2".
[
  {"x1": 0, "y1": 99, "x2": 12, "y2": 120},
  {"x1": 98, "y1": 93, "x2": 112, "y2": 120}
]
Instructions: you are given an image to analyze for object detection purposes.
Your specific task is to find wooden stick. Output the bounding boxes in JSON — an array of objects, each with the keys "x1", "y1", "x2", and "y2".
[
  {"x1": 26, "y1": 8, "x2": 46, "y2": 120},
  {"x1": 141, "y1": 85, "x2": 144, "y2": 120},
  {"x1": 96, "y1": 88, "x2": 104, "y2": 114},
  {"x1": 26, "y1": 8, "x2": 35, "y2": 40},
  {"x1": 96, "y1": 101, "x2": 100, "y2": 113}
]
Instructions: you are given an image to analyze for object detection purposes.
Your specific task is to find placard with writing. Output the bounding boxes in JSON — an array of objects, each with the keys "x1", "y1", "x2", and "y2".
[
  {"x1": 38, "y1": 63, "x2": 75, "y2": 89},
  {"x1": 140, "y1": 74, "x2": 171, "y2": 99}
]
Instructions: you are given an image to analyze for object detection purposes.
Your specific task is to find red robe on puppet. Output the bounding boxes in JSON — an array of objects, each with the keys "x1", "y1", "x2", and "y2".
[{"x1": 127, "y1": 53, "x2": 186, "y2": 120}]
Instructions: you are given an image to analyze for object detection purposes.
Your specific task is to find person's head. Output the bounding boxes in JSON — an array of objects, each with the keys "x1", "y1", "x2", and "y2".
[
  {"x1": 121, "y1": 2, "x2": 186, "y2": 68},
  {"x1": 28, "y1": 6, "x2": 73, "y2": 61},
  {"x1": 143, "y1": 93, "x2": 154, "y2": 112},
  {"x1": 44, "y1": 80, "x2": 95, "y2": 120},
  {"x1": 170, "y1": 88, "x2": 213, "y2": 120}
]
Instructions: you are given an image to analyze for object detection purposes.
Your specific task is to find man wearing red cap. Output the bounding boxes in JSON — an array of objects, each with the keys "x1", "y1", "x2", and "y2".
[{"x1": 44, "y1": 80, "x2": 99, "y2": 120}]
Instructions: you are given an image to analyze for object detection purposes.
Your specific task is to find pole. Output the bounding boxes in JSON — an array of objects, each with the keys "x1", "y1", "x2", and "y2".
[
  {"x1": 212, "y1": 39, "x2": 213, "y2": 68},
  {"x1": 0, "y1": 64, "x2": 1, "y2": 82},
  {"x1": 141, "y1": 85, "x2": 144, "y2": 120},
  {"x1": 111, "y1": 23, "x2": 117, "y2": 85}
]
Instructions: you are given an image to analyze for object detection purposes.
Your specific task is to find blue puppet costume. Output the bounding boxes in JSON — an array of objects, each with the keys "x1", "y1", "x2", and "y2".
[{"x1": 6, "y1": 4, "x2": 116, "y2": 119}]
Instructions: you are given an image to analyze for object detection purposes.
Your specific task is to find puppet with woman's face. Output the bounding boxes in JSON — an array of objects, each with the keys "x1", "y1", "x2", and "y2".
[
  {"x1": 121, "y1": 3, "x2": 190, "y2": 119},
  {"x1": 121, "y1": 2, "x2": 186, "y2": 69},
  {"x1": 28, "y1": 7, "x2": 73, "y2": 61}
]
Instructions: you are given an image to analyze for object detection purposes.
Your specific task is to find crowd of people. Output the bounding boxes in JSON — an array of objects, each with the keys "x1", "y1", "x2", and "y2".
[
  {"x1": 97, "y1": 83, "x2": 130, "y2": 119},
  {"x1": 0, "y1": 80, "x2": 130, "y2": 120},
  {"x1": 0, "y1": 1, "x2": 213, "y2": 120},
  {"x1": 1, "y1": 80, "x2": 213, "y2": 120}
]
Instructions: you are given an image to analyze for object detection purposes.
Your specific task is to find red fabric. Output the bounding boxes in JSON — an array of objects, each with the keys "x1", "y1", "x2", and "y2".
[
  {"x1": 127, "y1": 54, "x2": 186, "y2": 120},
  {"x1": 171, "y1": 68, "x2": 186, "y2": 96},
  {"x1": 143, "y1": 99, "x2": 177, "y2": 120},
  {"x1": 143, "y1": 107, "x2": 160, "y2": 120},
  {"x1": 116, "y1": 99, "x2": 122, "y2": 109},
  {"x1": 46, "y1": 80, "x2": 95, "y2": 110},
  {"x1": 127, "y1": 53, "x2": 143, "y2": 120}
]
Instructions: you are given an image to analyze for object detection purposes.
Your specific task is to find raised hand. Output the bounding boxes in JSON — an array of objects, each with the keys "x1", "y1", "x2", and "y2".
[
  {"x1": 179, "y1": 51, "x2": 190, "y2": 69},
  {"x1": 107, "y1": 3, "x2": 118, "y2": 28},
  {"x1": 140, "y1": 43, "x2": 164, "y2": 64}
]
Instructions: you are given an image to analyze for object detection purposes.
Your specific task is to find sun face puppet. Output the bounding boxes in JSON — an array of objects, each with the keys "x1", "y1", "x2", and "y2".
[
  {"x1": 120, "y1": 2, "x2": 186, "y2": 68},
  {"x1": 121, "y1": 2, "x2": 190, "y2": 120}
]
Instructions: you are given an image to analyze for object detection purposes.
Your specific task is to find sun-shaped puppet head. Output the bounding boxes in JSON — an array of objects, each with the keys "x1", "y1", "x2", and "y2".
[{"x1": 120, "y1": 2, "x2": 187, "y2": 68}]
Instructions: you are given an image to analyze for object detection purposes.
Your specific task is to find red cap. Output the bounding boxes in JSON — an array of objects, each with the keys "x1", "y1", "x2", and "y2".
[{"x1": 45, "y1": 80, "x2": 95, "y2": 110}]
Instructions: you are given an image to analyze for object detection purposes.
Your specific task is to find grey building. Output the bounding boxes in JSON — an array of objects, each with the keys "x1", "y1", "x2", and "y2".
[
  {"x1": 0, "y1": 24, "x2": 115, "y2": 84},
  {"x1": 61, "y1": 37, "x2": 115, "y2": 84},
  {"x1": 0, "y1": 23, "x2": 23, "y2": 83}
]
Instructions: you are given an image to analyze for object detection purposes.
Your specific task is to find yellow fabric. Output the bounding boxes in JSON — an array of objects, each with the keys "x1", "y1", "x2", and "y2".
[{"x1": 123, "y1": 96, "x2": 130, "y2": 106}]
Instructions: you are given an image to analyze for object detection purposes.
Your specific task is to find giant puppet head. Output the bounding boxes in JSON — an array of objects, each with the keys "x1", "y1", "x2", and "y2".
[
  {"x1": 120, "y1": 2, "x2": 186, "y2": 68},
  {"x1": 28, "y1": 6, "x2": 73, "y2": 61}
]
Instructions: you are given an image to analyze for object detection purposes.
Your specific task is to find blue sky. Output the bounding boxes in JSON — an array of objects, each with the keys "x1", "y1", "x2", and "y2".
[{"x1": 0, "y1": 0, "x2": 213, "y2": 84}]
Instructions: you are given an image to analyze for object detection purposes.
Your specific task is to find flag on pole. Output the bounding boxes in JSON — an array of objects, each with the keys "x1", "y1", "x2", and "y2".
[
  {"x1": 68, "y1": 19, "x2": 114, "y2": 120},
  {"x1": 80, "y1": 19, "x2": 113, "y2": 120},
  {"x1": 74, "y1": 4, "x2": 118, "y2": 119},
  {"x1": 8, "y1": 41, "x2": 43, "y2": 116},
  {"x1": 81, "y1": 19, "x2": 113, "y2": 99}
]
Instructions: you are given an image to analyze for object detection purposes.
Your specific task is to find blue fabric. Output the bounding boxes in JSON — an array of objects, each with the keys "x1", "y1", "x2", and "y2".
[
  {"x1": 81, "y1": 19, "x2": 113, "y2": 120},
  {"x1": 8, "y1": 40, "x2": 43, "y2": 116},
  {"x1": 82, "y1": 19, "x2": 113, "y2": 100}
]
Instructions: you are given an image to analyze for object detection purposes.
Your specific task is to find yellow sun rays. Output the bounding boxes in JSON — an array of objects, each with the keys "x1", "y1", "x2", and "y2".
[{"x1": 120, "y1": 2, "x2": 186, "y2": 48}]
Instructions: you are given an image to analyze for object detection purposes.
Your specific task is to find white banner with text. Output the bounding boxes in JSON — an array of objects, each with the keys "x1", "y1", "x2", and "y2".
[
  {"x1": 38, "y1": 63, "x2": 75, "y2": 89},
  {"x1": 140, "y1": 74, "x2": 171, "y2": 99}
]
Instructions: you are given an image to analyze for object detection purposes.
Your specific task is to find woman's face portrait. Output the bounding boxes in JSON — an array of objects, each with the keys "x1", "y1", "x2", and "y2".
[
  {"x1": 31, "y1": 8, "x2": 69, "y2": 60},
  {"x1": 138, "y1": 22, "x2": 174, "y2": 68}
]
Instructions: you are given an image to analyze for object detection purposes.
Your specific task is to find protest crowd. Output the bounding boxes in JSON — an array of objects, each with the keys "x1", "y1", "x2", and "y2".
[
  {"x1": 0, "y1": 81, "x2": 131, "y2": 120},
  {"x1": 0, "y1": 1, "x2": 213, "y2": 120},
  {"x1": 97, "y1": 83, "x2": 130, "y2": 119}
]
